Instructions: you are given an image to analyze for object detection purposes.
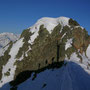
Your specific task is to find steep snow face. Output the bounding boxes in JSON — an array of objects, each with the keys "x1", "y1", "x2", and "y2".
[
  {"x1": 65, "y1": 38, "x2": 73, "y2": 50},
  {"x1": 86, "y1": 44, "x2": 90, "y2": 60},
  {"x1": 65, "y1": 52, "x2": 90, "y2": 74},
  {"x1": 10, "y1": 62, "x2": 90, "y2": 90},
  {"x1": 0, "y1": 38, "x2": 24, "y2": 88},
  {"x1": 0, "y1": 33, "x2": 20, "y2": 56},
  {"x1": 28, "y1": 17, "x2": 70, "y2": 44},
  {"x1": 69, "y1": 53, "x2": 80, "y2": 63}
]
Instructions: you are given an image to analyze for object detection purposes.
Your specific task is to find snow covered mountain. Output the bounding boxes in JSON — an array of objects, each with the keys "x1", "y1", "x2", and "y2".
[
  {"x1": 0, "y1": 16, "x2": 90, "y2": 89},
  {"x1": 0, "y1": 33, "x2": 20, "y2": 56}
]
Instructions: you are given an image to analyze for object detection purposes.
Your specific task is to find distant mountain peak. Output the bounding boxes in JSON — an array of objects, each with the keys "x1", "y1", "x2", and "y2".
[{"x1": 0, "y1": 32, "x2": 20, "y2": 56}]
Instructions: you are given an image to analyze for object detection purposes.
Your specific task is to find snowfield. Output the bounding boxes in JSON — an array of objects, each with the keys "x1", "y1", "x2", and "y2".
[
  {"x1": 0, "y1": 38, "x2": 24, "y2": 88},
  {"x1": 1, "y1": 61, "x2": 90, "y2": 90},
  {"x1": 17, "y1": 62, "x2": 90, "y2": 90},
  {"x1": 65, "y1": 52, "x2": 90, "y2": 74}
]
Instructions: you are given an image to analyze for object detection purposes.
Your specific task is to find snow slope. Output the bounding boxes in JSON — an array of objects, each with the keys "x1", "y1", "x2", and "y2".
[
  {"x1": 17, "y1": 62, "x2": 90, "y2": 90},
  {"x1": 1, "y1": 61, "x2": 90, "y2": 90},
  {"x1": 0, "y1": 38, "x2": 24, "y2": 88},
  {"x1": 65, "y1": 52, "x2": 90, "y2": 74},
  {"x1": 1, "y1": 61, "x2": 89, "y2": 90}
]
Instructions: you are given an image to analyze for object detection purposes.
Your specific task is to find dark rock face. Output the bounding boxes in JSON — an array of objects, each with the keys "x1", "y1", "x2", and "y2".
[
  {"x1": 14, "y1": 24, "x2": 64, "y2": 78},
  {"x1": 14, "y1": 23, "x2": 89, "y2": 79},
  {"x1": 69, "y1": 18, "x2": 80, "y2": 26}
]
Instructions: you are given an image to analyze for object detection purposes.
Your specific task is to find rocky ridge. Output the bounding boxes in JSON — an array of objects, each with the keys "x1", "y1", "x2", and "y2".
[{"x1": 0, "y1": 17, "x2": 90, "y2": 88}]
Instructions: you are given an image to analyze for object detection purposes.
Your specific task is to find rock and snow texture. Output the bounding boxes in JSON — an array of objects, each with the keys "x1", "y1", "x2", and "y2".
[
  {"x1": 1, "y1": 62, "x2": 89, "y2": 90},
  {"x1": 0, "y1": 33, "x2": 20, "y2": 56},
  {"x1": 0, "y1": 38, "x2": 24, "y2": 88},
  {"x1": 28, "y1": 17, "x2": 70, "y2": 44}
]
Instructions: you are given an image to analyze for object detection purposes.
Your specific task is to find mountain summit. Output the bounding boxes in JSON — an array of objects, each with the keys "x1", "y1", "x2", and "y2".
[{"x1": 0, "y1": 17, "x2": 90, "y2": 89}]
